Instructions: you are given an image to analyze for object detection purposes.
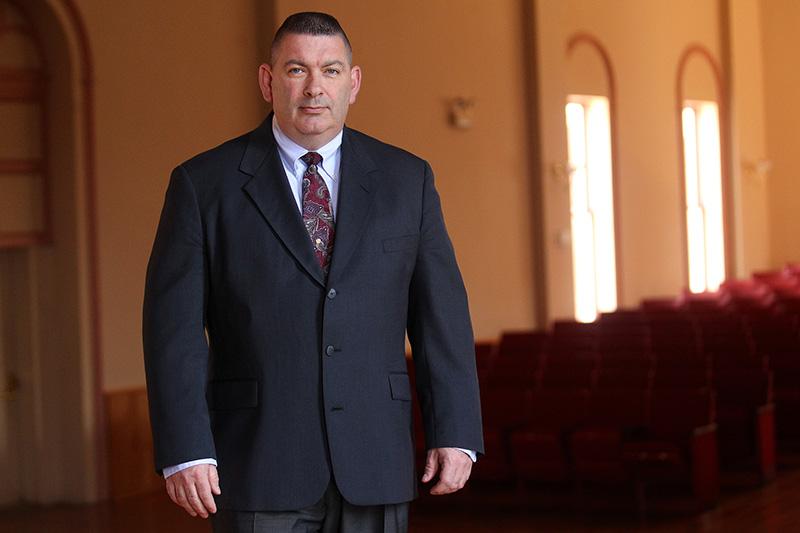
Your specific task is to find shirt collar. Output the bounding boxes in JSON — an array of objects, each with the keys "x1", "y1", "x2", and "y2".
[{"x1": 272, "y1": 116, "x2": 342, "y2": 180}]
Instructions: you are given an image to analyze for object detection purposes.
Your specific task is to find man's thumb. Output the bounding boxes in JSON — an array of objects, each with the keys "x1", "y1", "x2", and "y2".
[
  {"x1": 421, "y1": 452, "x2": 438, "y2": 483},
  {"x1": 209, "y1": 466, "x2": 222, "y2": 495}
]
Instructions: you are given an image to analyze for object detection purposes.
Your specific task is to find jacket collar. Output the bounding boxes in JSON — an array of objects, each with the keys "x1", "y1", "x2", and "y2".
[{"x1": 240, "y1": 115, "x2": 377, "y2": 287}]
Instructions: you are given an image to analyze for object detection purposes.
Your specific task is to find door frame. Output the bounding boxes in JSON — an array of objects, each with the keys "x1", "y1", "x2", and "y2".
[{"x1": 3, "y1": 0, "x2": 106, "y2": 503}]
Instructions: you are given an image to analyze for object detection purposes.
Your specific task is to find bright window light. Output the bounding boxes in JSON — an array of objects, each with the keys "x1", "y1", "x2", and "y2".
[
  {"x1": 565, "y1": 96, "x2": 617, "y2": 323},
  {"x1": 682, "y1": 100, "x2": 725, "y2": 293}
]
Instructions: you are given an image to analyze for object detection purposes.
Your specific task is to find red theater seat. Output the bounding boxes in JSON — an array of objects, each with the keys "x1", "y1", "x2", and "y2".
[
  {"x1": 474, "y1": 386, "x2": 533, "y2": 483},
  {"x1": 497, "y1": 330, "x2": 549, "y2": 357},
  {"x1": 481, "y1": 386, "x2": 531, "y2": 431},
  {"x1": 552, "y1": 320, "x2": 598, "y2": 357},
  {"x1": 474, "y1": 340, "x2": 496, "y2": 383},
  {"x1": 648, "y1": 314, "x2": 703, "y2": 368},
  {"x1": 539, "y1": 353, "x2": 597, "y2": 389},
  {"x1": 773, "y1": 367, "x2": 800, "y2": 452},
  {"x1": 641, "y1": 298, "x2": 680, "y2": 312},
  {"x1": 511, "y1": 389, "x2": 589, "y2": 484},
  {"x1": 595, "y1": 365, "x2": 652, "y2": 390},
  {"x1": 571, "y1": 389, "x2": 649, "y2": 484},
  {"x1": 485, "y1": 331, "x2": 547, "y2": 387},
  {"x1": 652, "y1": 363, "x2": 710, "y2": 389},
  {"x1": 745, "y1": 315, "x2": 800, "y2": 365},
  {"x1": 473, "y1": 428, "x2": 514, "y2": 482},
  {"x1": 695, "y1": 316, "x2": 764, "y2": 371},
  {"x1": 622, "y1": 388, "x2": 719, "y2": 511},
  {"x1": 713, "y1": 369, "x2": 776, "y2": 482},
  {"x1": 597, "y1": 313, "x2": 652, "y2": 368}
]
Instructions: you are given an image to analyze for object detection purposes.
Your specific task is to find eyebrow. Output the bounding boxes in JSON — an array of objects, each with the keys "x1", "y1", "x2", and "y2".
[{"x1": 284, "y1": 59, "x2": 347, "y2": 69}]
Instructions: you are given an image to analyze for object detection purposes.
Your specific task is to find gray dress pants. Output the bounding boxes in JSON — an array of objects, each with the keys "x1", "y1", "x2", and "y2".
[{"x1": 210, "y1": 480, "x2": 409, "y2": 533}]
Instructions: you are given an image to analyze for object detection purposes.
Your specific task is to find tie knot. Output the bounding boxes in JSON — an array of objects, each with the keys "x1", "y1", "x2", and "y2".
[{"x1": 301, "y1": 152, "x2": 323, "y2": 169}]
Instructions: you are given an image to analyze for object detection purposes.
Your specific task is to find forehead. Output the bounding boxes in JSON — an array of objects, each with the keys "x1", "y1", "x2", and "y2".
[{"x1": 273, "y1": 33, "x2": 351, "y2": 65}]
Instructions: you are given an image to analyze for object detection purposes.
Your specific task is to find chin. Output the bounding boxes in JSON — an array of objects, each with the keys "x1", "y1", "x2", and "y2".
[{"x1": 296, "y1": 120, "x2": 332, "y2": 136}]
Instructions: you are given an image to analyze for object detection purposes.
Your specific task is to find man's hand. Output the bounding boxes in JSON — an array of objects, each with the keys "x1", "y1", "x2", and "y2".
[
  {"x1": 421, "y1": 447, "x2": 473, "y2": 495},
  {"x1": 165, "y1": 464, "x2": 221, "y2": 518}
]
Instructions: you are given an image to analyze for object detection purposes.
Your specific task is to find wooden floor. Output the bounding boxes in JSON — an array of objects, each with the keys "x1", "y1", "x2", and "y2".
[{"x1": 2, "y1": 469, "x2": 800, "y2": 532}]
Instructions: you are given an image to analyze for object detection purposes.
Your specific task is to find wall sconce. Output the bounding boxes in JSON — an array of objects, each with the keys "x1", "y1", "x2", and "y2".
[
  {"x1": 448, "y1": 97, "x2": 475, "y2": 129},
  {"x1": 551, "y1": 161, "x2": 570, "y2": 189},
  {"x1": 741, "y1": 158, "x2": 772, "y2": 185}
]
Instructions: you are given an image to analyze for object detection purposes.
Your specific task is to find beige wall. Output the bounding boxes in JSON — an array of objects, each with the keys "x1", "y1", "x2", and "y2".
[
  {"x1": 76, "y1": 0, "x2": 541, "y2": 390},
  {"x1": 535, "y1": 0, "x2": 733, "y2": 319},
  {"x1": 72, "y1": 0, "x2": 266, "y2": 389},
  {"x1": 69, "y1": 0, "x2": 794, "y2": 390},
  {"x1": 274, "y1": 0, "x2": 542, "y2": 340},
  {"x1": 762, "y1": 0, "x2": 800, "y2": 268},
  {"x1": 728, "y1": 0, "x2": 771, "y2": 276}
]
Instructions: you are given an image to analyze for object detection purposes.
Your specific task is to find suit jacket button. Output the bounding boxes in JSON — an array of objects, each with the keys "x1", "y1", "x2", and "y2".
[
  {"x1": 327, "y1": 288, "x2": 337, "y2": 299},
  {"x1": 325, "y1": 345, "x2": 335, "y2": 357}
]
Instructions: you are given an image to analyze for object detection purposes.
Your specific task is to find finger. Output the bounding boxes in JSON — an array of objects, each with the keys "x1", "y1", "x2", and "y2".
[
  {"x1": 430, "y1": 458, "x2": 463, "y2": 495},
  {"x1": 451, "y1": 457, "x2": 471, "y2": 482},
  {"x1": 430, "y1": 470, "x2": 454, "y2": 494},
  {"x1": 453, "y1": 466, "x2": 471, "y2": 491},
  {"x1": 459, "y1": 464, "x2": 472, "y2": 487},
  {"x1": 460, "y1": 461, "x2": 474, "y2": 485},
  {"x1": 176, "y1": 484, "x2": 198, "y2": 517},
  {"x1": 450, "y1": 454, "x2": 473, "y2": 484},
  {"x1": 457, "y1": 459, "x2": 474, "y2": 487},
  {"x1": 421, "y1": 451, "x2": 439, "y2": 483},
  {"x1": 186, "y1": 482, "x2": 210, "y2": 518},
  {"x1": 166, "y1": 479, "x2": 178, "y2": 505},
  {"x1": 196, "y1": 475, "x2": 218, "y2": 515},
  {"x1": 430, "y1": 479, "x2": 457, "y2": 495},
  {"x1": 209, "y1": 466, "x2": 222, "y2": 496}
]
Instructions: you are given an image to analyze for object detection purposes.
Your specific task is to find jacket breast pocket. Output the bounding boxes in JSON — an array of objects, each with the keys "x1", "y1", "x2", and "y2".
[
  {"x1": 388, "y1": 373, "x2": 412, "y2": 401},
  {"x1": 207, "y1": 379, "x2": 259, "y2": 410},
  {"x1": 382, "y1": 234, "x2": 419, "y2": 253}
]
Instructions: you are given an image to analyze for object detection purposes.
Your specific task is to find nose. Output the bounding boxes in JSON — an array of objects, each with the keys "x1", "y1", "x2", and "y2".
[{"x1": 303, "y1": 71, "x2": 324, "y2": 99}]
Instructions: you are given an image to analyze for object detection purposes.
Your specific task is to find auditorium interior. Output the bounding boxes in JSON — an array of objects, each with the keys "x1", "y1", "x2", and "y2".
[{"x1": 2, "y1": 0, "x2": 800, "y2": 531}]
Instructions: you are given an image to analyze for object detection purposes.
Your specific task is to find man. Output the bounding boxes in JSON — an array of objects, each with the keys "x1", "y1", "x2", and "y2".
[{"x1": 143, "y1": 12, "x2": 483, "y2": 533}]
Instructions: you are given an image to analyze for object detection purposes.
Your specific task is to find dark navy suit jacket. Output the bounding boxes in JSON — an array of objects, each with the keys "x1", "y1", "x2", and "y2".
[{"x1": 143, "y1": 116, "x2": 484, "y2": 512}]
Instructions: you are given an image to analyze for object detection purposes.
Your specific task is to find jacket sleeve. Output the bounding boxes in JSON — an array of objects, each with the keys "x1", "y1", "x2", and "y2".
[
  {"x1": 406, "y1": 160, "x2": 485, "y2": 456},
  {"x1": 142, "y1": 165, "x2": 216, "y2": 473}
]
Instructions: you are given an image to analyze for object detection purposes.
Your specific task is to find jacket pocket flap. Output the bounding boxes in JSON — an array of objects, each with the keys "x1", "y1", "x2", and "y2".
[
  {"x1": 388, "y1": 373, "x2": 412, "y2": 401},
  {"x1": 382, "y1": 234, "x2": 419, "y2": 253},
  {"x1": 207, "y1": 379, "x2": 259, "y2": 410}
]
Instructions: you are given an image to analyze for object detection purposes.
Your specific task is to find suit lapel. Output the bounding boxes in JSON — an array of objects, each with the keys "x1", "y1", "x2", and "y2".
[
  {"x1": 327, "y1": 128, "x2": 377, "y2": 285},
  {"x1": 241, "y1": 117, "x2": 326, "y2": 287}
]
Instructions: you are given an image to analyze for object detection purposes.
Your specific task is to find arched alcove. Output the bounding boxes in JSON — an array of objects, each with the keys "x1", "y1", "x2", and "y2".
[
  {"x1": 676, "y1": 45, "x2": 730, "y2": 292},
  {"x1": 0, "y1": 1, "x2": 51, "y2": 246},
  {"x1": 0, "y1": 0, "x2": 103, "y2": 504},
  {"x1": 563, "y1": 33, "x2": 621, "y2": 321}
]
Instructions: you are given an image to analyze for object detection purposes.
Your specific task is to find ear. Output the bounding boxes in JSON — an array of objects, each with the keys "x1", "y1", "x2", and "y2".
[
  {"x1": 258, "y1": 64, "x2": 273, "y2": 103},
  {"x1": 348, "y1": 65, "x2": 362, "y2": 105}
]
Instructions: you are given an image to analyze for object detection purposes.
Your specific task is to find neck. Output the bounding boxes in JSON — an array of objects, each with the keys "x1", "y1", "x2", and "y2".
[{"x1": 274, "y1": 122, "x2": 342, "y2": 151}]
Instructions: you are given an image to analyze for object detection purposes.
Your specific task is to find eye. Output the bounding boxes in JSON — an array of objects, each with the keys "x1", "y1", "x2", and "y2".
[
  {"x1": 288, "y1": 67, "x2": 305, "y2": 75},
  {"x1": 324, "y1": 68, "x2": 341, "y2": 76}
]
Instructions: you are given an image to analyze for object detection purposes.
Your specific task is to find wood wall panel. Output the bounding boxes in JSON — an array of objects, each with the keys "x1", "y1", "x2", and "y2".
[{"x1": 104, "y1": 387, "x2": 162, "y2": 499}]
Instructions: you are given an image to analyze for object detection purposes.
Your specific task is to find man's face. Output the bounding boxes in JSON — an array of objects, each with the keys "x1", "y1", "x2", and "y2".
[{"x1": 259, "y1": 33, "x2": 361, "y2": 150}]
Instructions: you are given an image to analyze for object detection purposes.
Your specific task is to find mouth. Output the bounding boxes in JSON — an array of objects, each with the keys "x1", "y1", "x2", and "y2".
[{"x1": 299, "y1": 106, "x2": 327, "y2": 115}]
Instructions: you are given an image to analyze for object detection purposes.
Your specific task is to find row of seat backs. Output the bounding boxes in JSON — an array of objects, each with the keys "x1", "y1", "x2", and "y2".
[{"x1": 482, "y1": 386, "x2": 715, "y2": 442}]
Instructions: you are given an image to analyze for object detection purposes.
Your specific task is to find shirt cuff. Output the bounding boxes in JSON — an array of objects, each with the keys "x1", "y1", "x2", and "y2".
[
  {"x1": 162, "y1": 458, "x2": 218, "y2": 479},
  {"x1": 455, "y1": 448, "x2": 478, "y2": 462}
]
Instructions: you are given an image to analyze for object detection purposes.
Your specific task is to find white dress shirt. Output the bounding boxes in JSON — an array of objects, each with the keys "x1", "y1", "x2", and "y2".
[{"x1": 163, "y1": 119, "x2": 475, "y2": 479}]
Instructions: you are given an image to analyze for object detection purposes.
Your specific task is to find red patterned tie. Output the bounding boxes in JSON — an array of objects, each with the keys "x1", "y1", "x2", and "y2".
[{"x1": 301, "y1": 152, "x2": 335, "y2": 275}]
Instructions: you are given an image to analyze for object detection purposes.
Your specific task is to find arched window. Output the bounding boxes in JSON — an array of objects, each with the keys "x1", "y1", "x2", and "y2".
[
  {"x1": 0, "y1": 0, "x2": 51, "y2": 248},
  {"x1": 677, "y1": 46, "x2": 728, "y2": 293},
  {"x1": 681, "y1": 100, "x2": 724, "y2": 292},
  {"x1": 565, "y1": 34, "x2": 619, "y2": 323},
  {"x1": 565, "y1": 96, "x2": 617, "y2": 322}
]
